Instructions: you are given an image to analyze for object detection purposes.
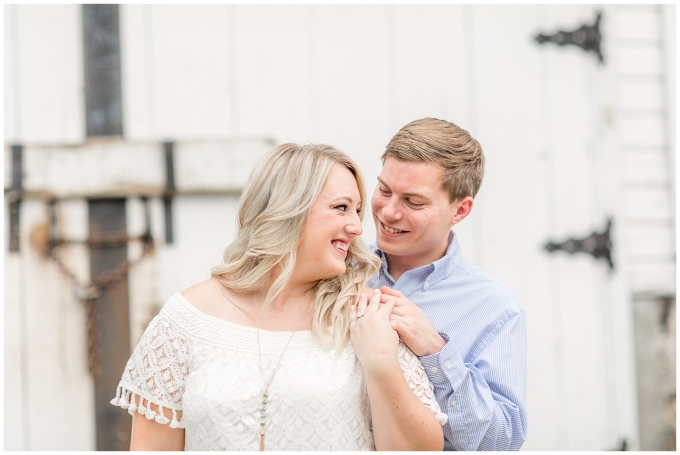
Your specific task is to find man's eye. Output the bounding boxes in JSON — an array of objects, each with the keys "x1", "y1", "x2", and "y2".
[
  {"x1": 406, "y1": 199, "x2": 425, "y2": 208},
  {"x1": 379, "y1": 186, "x2": 390, "y2": 195}
]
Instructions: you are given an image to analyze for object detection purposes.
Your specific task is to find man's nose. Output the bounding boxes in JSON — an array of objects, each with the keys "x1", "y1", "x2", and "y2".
[{"x1": 382, "y1": 197, "x2": 402, "y2": 221}]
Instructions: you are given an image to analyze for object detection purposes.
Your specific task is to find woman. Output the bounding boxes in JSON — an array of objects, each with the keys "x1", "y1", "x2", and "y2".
[{"x1": 111, "y1": 143, "x2": 446, "y2": 450}]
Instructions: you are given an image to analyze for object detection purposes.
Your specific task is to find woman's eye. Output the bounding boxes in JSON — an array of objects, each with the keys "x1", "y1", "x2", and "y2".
[{"x1": 335, "y1": 205, "x2": 348, "y2": 212}]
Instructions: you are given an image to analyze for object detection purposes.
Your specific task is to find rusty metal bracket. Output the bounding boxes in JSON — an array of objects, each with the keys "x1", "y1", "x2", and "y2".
[{"x1": 9, "y1": 144, "x2": 23, "y2": 252}]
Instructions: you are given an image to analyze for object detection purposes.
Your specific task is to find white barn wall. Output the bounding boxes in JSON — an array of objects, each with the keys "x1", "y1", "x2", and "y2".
[{"x1": 3, "y1": 4, "x2": 84, "y2": 145}]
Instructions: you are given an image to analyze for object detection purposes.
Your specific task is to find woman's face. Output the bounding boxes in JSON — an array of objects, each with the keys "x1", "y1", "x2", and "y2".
[{"x1": 295, "y1": 163, "x2": 363, "y2": 283}]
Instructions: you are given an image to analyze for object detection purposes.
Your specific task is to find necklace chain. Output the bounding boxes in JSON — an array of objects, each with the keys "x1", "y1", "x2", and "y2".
[{"x1": 222, "y1": 288, "x2": 312, "y2": 451}]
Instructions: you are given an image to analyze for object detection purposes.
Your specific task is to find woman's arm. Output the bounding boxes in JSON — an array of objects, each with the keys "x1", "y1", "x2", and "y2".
[
  {"x1": 130, "y1": 399, "x2": 185, "y2": 451},
  {"x1": 350, "y1": 290, "x2": 444, "y2": 451}
]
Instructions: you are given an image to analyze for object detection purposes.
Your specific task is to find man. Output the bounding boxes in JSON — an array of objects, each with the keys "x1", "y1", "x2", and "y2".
[{"x1": 367, "y1": 118, "x2": 527, "y2": 450}]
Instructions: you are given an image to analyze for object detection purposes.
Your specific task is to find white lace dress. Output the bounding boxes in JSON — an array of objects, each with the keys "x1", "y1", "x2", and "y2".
[{"x1": 111, "y1": 293, "x2": 447, "y2": 450}]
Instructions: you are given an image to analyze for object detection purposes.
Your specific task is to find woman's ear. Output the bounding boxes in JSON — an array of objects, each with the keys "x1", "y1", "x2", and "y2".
[{"x1": 450, "y1": 196, "x2": 474, "y2": 225}]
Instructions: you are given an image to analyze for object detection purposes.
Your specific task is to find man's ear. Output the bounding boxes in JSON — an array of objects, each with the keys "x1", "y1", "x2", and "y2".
[{"x1": 450, "y1": 196, "x2": 474, "y2": 225}]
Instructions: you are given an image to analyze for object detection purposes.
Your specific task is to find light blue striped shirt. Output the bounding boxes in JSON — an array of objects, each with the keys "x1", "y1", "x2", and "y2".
[{"x1": 367, "y1": 231, "x2": 527, "y2": 451}]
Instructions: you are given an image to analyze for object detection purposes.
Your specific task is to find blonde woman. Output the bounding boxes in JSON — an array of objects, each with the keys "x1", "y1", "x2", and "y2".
[{"x1": 111, "y1": 143, "x2": 447, "y2": 450}]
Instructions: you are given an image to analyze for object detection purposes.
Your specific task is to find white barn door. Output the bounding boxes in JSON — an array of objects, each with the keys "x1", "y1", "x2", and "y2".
[{"x1": 456, "y1": 5, "x2": 637, "y2": 450}]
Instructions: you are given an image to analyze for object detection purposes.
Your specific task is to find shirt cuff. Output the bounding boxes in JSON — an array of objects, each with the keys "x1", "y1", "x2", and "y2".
[{"x1": 419, "y1": 332, "x2": 468, "y2": 390}]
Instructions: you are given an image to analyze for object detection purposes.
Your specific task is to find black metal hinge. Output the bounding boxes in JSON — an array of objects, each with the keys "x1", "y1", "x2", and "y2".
[
  {"x1": 535, "y1": 11, "x2": 603, "y2": 63},
  {"x1": 544, "y1": 218, "x2": 613, "y2": 270}
]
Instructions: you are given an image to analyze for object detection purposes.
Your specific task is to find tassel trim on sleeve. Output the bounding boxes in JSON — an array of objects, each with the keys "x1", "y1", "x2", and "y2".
[
  {"x1": 111, "y1": 385, "x2": 185, "y2": 428},
  {"x1": 422, "y1": 402, "x2": 449, "y2": 426}
]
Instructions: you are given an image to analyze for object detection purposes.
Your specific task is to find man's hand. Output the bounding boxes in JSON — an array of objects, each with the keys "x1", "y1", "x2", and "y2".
[{"x1": 379, "y1": 286, "x2": 446, "y2": 357}]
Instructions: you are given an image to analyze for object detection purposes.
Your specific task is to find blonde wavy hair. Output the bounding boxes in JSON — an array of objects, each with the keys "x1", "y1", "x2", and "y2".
[{"x1": 212, "y1": 143, "x2": 380, "y2": 349}]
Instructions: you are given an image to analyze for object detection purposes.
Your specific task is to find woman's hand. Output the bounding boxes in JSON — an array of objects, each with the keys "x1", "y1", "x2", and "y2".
[{"x1": 349, "y1": 288, "x2": 398, "y2": 373}]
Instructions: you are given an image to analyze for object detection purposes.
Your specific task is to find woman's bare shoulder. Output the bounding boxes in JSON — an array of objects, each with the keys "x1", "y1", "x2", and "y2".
[
  {"x1": 179, "y1": 277, "x2": 247, "y2": 324},
  {"x1": 180, "y1": 277, "x2": 226, "y2": 313}
]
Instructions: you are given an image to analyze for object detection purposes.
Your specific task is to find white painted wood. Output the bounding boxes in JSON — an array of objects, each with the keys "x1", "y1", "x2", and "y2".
[
  {"x1": 629, "y1": 259, "x2": 676, "y2": 295},
  {"x1": 9, "y1": 5, "x2": 84, "y2": 144},
  {"x1": 621, "y1": 151, "x2": 670, "y2": 184},
  {"x1": 615, "y1": 47, "x2": 663, "y2": 76},
  {"x1": 175, "y1": 139, "x2": 273, "y2": 192},
  {"x1": 231, "y1": 5, "x2": 316, "y2": 142},
  {"x1": 9, "y1": 139, "x2": 272, "y2": 198},
  {"x1": 618, "y1": 81, "x2": 664, "y2": 111},
  {"x1": 618, "y1": 117, "x2": 666, "y2": 148},
  {"x1": 16, "y1": 200, "x2": 95, "y2": 450},
  {"x1": 5, "y1": 5, "x2": 18, "y2": 142},
  {"x1": 119, "y1": 4, "x2": 154, "y2": 141},
  {"x1": 625, "y1": 224, "x2": 674, "y2": 259},
  {"x1": 127, "y1": 5, "x2": 234, "y2": 140},
  {"x1": 4, "y1": 252, "x2": 26, "y2": 450},
  {"x1": 615, "y1": 9, "x2": 661, "y2": 41},
  {"x1": 623, "y1": 186, "x2": 673, "y2": 221}
]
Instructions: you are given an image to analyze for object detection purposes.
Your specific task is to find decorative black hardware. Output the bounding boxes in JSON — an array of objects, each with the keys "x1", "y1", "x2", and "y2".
[
  {"x1": 544, "y1": 218, "x2": 613, "y2": 270},
  {"x1": 8, "y1": 144, "x2": 23, "y2": 252},
  {"x1": 535, "y1": 11, "x2": 603, "y2": 63},
  {"x1": 163, "y1": 141, "x2": 176, "y2": 244}
]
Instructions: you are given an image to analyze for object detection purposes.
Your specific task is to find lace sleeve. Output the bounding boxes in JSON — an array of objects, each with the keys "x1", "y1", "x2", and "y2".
[
  {"x1": 110, "y1": 314, "x2": 190, "y2": 428},
  {"x1": 397, "y1": 341, "x2": 448, "y2": 426}
]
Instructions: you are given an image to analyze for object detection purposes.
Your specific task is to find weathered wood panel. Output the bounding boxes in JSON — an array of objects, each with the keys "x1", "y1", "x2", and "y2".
[
  {"x1": 120, "y1": 5, "x2": 233, "y2": 140},
  {"x1": 5, "y1": 199, "x2": 95, "y2": 450},
  {"x1": 4, "y1": 4, "x2": 84, "y2": 144}
]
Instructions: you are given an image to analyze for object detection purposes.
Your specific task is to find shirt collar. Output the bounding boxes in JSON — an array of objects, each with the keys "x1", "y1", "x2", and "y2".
[{"x1": 372, "y1": 230, "x2": 463, "y2": 285}]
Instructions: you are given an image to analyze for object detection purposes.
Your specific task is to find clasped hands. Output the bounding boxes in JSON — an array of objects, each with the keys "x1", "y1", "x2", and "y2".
[{"x1": 349, "y1": 286, "x2": 446, "y2": 369}]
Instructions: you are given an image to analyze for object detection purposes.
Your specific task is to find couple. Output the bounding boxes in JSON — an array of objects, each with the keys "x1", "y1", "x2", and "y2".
[{"x1": 111, "y1": 118, "x2": 527, "y2": 451}]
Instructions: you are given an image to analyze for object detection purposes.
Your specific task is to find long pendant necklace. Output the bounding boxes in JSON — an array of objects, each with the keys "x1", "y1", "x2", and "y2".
[
  {"x1": 255, "y1": 313, "x2": 298, "y2": 451},
  {"x1": 223, "y1": 289, "x2": 311, "y2": 451}
]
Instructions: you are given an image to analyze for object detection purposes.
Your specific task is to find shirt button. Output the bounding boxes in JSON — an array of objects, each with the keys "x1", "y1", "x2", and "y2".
[
  {"x1": 444, "y1": 361, "x2": 452, "y2": 368},
  {"x1": 450, "y1": 399, "x2": 457, "y2": 406},
  {"x1": 431, "y1": 366, "x2": 438, "y2": 373},
  {"x1": 423, "y1": 282, "x2": 430, "y2": 289}
]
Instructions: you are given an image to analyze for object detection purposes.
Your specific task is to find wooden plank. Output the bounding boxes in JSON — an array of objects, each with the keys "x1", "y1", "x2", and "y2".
[
  {"x1": 137, "y1": 5, "x2": 233, "y2": 139},
  {"x1": 625, "y1": 223, "x2": 674, "y2": 259},
  {"x1": 4, "y1": 5, "x2": 18, "y2": 142},
  {"x1": 628, "y1": 259, "x2": 676, "y2": 295},
  {"x1": 11, "y1": 4, "x2": 84, "y2": 144},
  {"x1": 621, "y1": 151, "x2": 669, "y2": 185},
  {"x1": 615, "y1": 47, "x2": 663, "y2": 76},
  {"x1": 623, "y1": 186, "x2": 672, "y2": 221},
  {"x1": 88, "y1": 199, "x2": 131, "y2": 451},
  {"x1": 4, "y1": 252, "x2": 26, "y2": 449},
  {"x1": 12, "y1": 139, "x2": 272, "y2": 199},
  {"x1": 19, "y1": 200, "x2": 95, "y2": 450},
  {"x1": 614, "y1": 9, "x2": 661, "y2": 42},
  {"x1": 232, "y1": 5, "x2": 315, "y2": 142},
  {"x1": 618, "y1": 116, "x2": 665, "y2": 148},
  {"x1": 119, "y1": 5, "x2": 153, "y2": 140},
  {"x1": 618, "y1": 80, "x2": 664, "y2": 111}
]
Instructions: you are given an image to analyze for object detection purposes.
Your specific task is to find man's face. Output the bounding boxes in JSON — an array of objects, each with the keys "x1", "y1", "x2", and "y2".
[{"x1": 371, "y1": 157, "x2": 459, "y2": 269}]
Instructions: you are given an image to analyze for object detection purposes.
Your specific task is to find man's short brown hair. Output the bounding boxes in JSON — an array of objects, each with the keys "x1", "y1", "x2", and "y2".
[{"x1": 382, "y1": 118, "x2": 485, "y2": 202}]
